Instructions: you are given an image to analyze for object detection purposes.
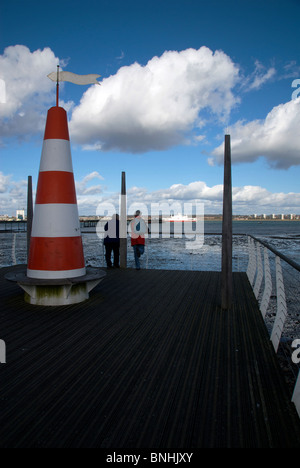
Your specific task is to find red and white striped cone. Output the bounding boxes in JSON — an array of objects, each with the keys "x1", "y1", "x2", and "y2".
[
  {"x1": 5, "y1": 104, "x2": 106, "y2": 305},
  {"x1": 27, "y1": 106, "x2": 86, "y2": 280}
]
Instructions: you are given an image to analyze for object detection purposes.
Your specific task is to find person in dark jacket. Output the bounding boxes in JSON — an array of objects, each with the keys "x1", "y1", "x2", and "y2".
[{"x1": 104, "y1": 214, "x2": 120, "y2": 268}]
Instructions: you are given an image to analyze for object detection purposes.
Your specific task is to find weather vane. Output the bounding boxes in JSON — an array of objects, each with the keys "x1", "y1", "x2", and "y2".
[{"x1": 47, "y1": 65, "x2": 101, "y2": 106}]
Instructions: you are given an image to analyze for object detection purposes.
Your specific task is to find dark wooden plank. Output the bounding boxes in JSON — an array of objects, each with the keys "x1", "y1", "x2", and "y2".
[{"x1": 0, "y1": 266, "x2": 299, "y2": 448}]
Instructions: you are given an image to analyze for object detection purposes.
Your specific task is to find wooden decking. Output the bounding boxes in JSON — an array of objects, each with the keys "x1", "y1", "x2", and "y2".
[{"x1": 0, "y1": 265, "x2": 300, "y2": 448}]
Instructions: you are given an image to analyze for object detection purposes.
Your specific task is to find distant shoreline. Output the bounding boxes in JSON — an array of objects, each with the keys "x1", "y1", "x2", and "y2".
[{"x1": 0, "y1": 216, "x2": 300, "y2": 223}]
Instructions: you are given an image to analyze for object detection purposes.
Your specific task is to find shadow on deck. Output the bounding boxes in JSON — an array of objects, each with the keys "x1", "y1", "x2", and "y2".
[{"x1": 0, "y1": 265, "x2": 300, "y2": 448}]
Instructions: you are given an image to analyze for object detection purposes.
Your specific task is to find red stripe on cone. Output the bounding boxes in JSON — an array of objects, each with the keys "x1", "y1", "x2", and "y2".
[
  {"x1": 28, "y1": 237, "x2": 85, "y2": 271},
  {"x1": 44, "y1": 107, "x2": 70, "y2": 141},
  {"x1": 36, "y1": 171, "x2": 77, "y2": 204}
]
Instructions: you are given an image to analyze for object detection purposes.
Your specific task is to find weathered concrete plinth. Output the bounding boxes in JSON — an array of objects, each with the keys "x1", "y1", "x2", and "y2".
[{"x1": 5, "y1": 267, "x2": 106, "y2": 306}]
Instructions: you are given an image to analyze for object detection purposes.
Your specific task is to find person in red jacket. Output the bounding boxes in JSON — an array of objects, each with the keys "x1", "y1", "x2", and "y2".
[{"x1": 130, "y1": 210, "x2": 147, "y2": 270}]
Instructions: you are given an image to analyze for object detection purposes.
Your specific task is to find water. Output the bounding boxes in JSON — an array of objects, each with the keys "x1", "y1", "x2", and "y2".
[
  {"x1": 0, "y1": 232, "x2": 27, "y2": 267},
  {"x1": 1, "y1": 220, "x2": 299, "y2": 270}
]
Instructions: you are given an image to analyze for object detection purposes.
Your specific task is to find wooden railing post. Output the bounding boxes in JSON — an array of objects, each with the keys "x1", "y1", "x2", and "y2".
[
  {"x1": 120, "y1": 171, "x2": 127, "y2": 269},
  {"x1": 221, "y1": 135, "x2": 233, "y2": 309},
  {"x1": 27, "y1": 175, "x2": 33, "y2": 259}
]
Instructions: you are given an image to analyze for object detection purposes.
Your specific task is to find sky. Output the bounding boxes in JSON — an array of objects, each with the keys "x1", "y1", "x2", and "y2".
[{"x1": 0, "y1": 0, "x2": 300, "y2": 216}]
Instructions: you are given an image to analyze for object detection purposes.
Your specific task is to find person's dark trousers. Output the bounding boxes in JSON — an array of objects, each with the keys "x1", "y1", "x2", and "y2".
[
  {"x1": 105, "y1": 243, "x2": 120, "y2": 267},
  {"x1": 133, "y1": 244, "x2": 144, "y2": 269}
]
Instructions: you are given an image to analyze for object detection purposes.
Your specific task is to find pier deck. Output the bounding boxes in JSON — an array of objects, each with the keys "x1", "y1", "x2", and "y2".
[{"x1": 0, "y1": 265, "x2": 300, "y2": 448}]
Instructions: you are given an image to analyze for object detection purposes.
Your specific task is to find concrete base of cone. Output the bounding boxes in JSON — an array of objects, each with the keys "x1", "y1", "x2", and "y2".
[{"x1": 5, "y1": 267, "x2": 106, "y2": 306}]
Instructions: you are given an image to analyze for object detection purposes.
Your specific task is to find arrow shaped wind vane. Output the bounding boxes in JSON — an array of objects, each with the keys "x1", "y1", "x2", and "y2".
[
  {"x1": 47, "y1": 71, "x2": 101, "y2": 85},
  {"x1": 48, "y1": 66, "x2": 101, "y2": 106}
]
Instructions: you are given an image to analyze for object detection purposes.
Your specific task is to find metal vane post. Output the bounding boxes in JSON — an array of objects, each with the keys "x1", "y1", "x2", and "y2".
[{"x1": 56, "y1": 65, "x2": 60, "y2": 107}]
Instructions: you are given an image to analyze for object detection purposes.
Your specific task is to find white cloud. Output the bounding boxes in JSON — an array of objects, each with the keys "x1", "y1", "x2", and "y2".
[
  {"x1": 241, "y1": 60, "x2": 276, "y2": 91},
  {"x1": 69, "y1": 47, "x2": 240, "y2": 153},
  {"x1": 0, "y1": 78, "x2": 6, "y2": 104},
  {"x1": 76, "y1": 171, "x2": 104, "y2": 195},
  {"x1": 249, "y1": 66, "x2": 276, "y2": 90},
  {"x1": 89, "y1": 180, "x2": 300, "y2": 216},
  {"x1": 232, "y1": 185, "x2": 300, "y2": 213},
  {"x1": 211, "y1": 98, "x2": 300, "y2": 168},
  {"x1": 145, "y1": 181, "x2": 224, "y2": 203},
  {"x1": 0, "y1": 171, "x2": 299, "y2": 215},
  {"x1": 0, "y1": 45, "x2": 59, "y2": 140},
  {"x1": 0, "y1": 171, "x2": 105, "y2": 216},
  {"x1": 116, "y1": 51, "x2": 125, "y2": 60},
  {"x1": 2, "y1": 45, "x2": 289, "y2": 164},
  {"x1": 0, "y1": 172, "x2": 10, "y2": 193},
  {"x1": 143, "y1": 181, "x2": 300, "y2": 212},
  {"x1": 0, "y1": 172, "x2": 27, "y2": 214},
  {"x1": 282, "y1": 61, "x2": 300, "y2": 80}
]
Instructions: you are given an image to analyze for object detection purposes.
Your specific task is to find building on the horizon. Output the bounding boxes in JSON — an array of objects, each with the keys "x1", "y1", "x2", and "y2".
[{"x1": 16, "y1": 209, "x2": 25, "y2": 220}]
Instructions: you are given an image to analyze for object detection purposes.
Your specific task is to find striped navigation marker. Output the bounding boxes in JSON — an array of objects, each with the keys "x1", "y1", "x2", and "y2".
[
  {"x1": 27, "y1": 106, "x2": 86, "y2": 280},
  {"x1": 5, "y1": 77, "x2": 106, "y2": 305}
]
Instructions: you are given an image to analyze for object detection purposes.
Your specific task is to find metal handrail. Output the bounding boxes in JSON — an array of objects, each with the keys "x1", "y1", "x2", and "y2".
[
  {"x1": 246, "y1": 234, "x2": 300, "y2": 418},
  {"x1": 249, "y1": 234, "x2": 300, "y2": 273}
]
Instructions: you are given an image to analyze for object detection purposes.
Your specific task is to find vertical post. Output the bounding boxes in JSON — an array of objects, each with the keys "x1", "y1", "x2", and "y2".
[
  {"x1": 27, "y1": 175, "x2": 33, "y2": 259},
  {"x1": 0, "y1": 339, "x2": 6, "y2": 364},
  {"x1": 120, "y1": 171, "x2": 127, "y2": 269},
  {"x1": 292, "y1": 371, "x2": 300, "y2": 419},
  {"x1": 221, "y1": 135, "x2": 232, "y2": 309},
  {"x1": 56, "y1": 65, "x2": 59, "y2": 107}
]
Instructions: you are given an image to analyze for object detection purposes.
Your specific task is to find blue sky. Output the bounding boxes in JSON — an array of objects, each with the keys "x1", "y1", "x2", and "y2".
[{"x1": 0, "y1": 0, "x2": 300, "y2": 216}]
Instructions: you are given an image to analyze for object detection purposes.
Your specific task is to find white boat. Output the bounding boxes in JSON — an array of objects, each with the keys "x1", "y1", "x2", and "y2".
[{"x1": 164, "y1": 214, "x2": 194, "y2": 222}]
